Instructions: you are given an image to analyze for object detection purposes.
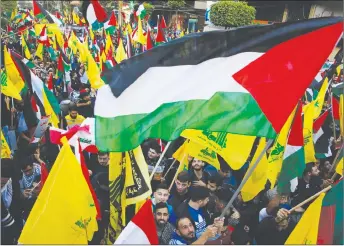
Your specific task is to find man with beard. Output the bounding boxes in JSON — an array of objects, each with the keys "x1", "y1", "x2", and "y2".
[
  {"x1": 168, "y1": 171, "x2": 191, "y2": 212},
  {"x1": 169, "y1": 217, "x2": 218, "y2": 245},
  {"x1": 64, "y1": 105, "x2": 85, "y2": 130},
  {"x1": 189, "y1": 158, "x2": 209, "y2": 187},
  {"x1": 154, "y1": 202, "x2": 175, "y2": 245},
  {"x1": 152, "y1": 183, "x2": 177, "y2": 225}
]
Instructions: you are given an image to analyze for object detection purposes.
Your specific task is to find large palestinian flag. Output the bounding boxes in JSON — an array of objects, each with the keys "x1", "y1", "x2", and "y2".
[{"x1": 95, "y1": 17, "x2": 343, "y2": 152}]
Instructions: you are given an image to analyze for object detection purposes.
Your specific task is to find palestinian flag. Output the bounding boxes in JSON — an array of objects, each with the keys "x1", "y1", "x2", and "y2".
[
  {"x1": 135, "y1": 4, "x2": 146, "y2": 19},
  {"x1": 155, "y1": 20, "x2": 166, "y2": 44},
  {"x1": 22, "y1": 58, "x2": 35, "y2": 69},
  {"x1": 95, "y1": 18, "x2": 343, "y2": 152},
  {"x1": 56, "y1": 54, "x2": 64, "y2": 78},
  {"x1": 33, "y1": 0, "x2": 63, "y2": 26},
  {"x1": 146, "y1": 29, "x2": 154, "y2": 50},
  {"x1": 160, "y1": 16, "x2": 167, "y2": 29},
  {"x1": 104, "y1": 11, "x2": 117, "y2": 35},
  {"x1": 38, "y1": 25, "x2": 50, "y2": 47},
  {"x1": 277, "y1": 104, "x2": 305, "y2": 193},
  {"x1": 7, "y1": 25, "x2": 14, "y2": 37},
  {"x1": 332, "y1": 82, "x2": 344, "y2": 97},
  {"x1": 81, "y1": 0, "x2": 108, "y2": 31}
]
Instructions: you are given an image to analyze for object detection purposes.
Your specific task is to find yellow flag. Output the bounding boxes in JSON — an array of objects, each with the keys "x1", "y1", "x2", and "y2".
[
  {"x1": 180, "y1": 31, "x2": 185, "y2": 38},
  {"x1": 18, "y1": 138, "x2": 98, "y2": 244},
  {"x1": 42, "y1": 90, "x2": 59, "y2": 127},
  {"x1": 1, "y1": 69, "x2": 22, "y2": 100},
  {"x1": 303, "y1": 102, "x2": 316, "y2": 163},
  {"x1": 107, "y1": 153, "x2": 126, "y2": 244},
  {"x1": 187, "y1": 140, "x2": 220, "y2": 169},
  {"x1": 21, "y1": 36, "x2": 31, "y2": 59},
  {"x1": 86, "y1": 54, "x2": 105, "y2": 89},
  {"x1": 136, "y1": 16, "x2": 146, "y2": 45},
  {"x1": 1, "y1": 130, "x2": 11, "y2": 159},
  {"x1": 335, "y1": 156, "x2": 343, "y2": 175},
  {"x1": 36, "y1": 43, "x2": 44, "y2": 60},
  {"x1": 241, "y1": 138, "x2": 269, "y2": 202},
  {"x1": 313, "y1": 77, "x2": 329, "y2": 119},
  {"x1": 10, "y1": 8, "x2": 17, "y2": 20},
  {"x1": 105, "y1": 33, "x2": 113, "y2": 55},
  {"x1": 68, "y1": 31, "x2": 78, "y2": 54},
  {"x1": 4, "y1": 46, "x2": 25, "y2": 92},
  {"x1": 90, "y1": 28, "x2": 95, "y2": 42},
  {"x1": 285, "y1": 193, "x2": 325, "y2": 244},
  {"x1": 173, "y1": 141, "x2": 190, "y2": 173},
  {"x1": 73, "y1": 11, "x2": 80, "y2": 25},
  {"x1": 340, "y1": 94, "x2": 344, "y2": 136},
  {"x1": 181, "y1": 129, "x2": 255, "y2": 170},
  {"x1": 267, "y1": 106, "x2": 297, "y2": 188},
  {"x1": 127, "y1": 23, "x2": 133, "y2": 36},
  {"x1": 115, "y1": 38, "x2": 127, "y2": 64}
]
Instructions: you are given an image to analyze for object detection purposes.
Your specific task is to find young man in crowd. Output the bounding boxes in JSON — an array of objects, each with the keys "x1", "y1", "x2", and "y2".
[
  {"x1": 168, "y1": 171, "x2": 191, "y2": 212},
  {"x1": 151, "y1": 183, "x2": 177, "y2": 225},
  {"x1": 88, "y1": 152, "x2": 110, "y2": 178},
  {"x1": 76, "y1": 89, "x2": 93, "y2": 118},
  {"x1": 154, "y1": 202, "x2": 175, "y2": 245},
  {"x1": 189, "y1": 158, "x2": 209, "y2": 187},
  {"x1": 169, "y1": 217, "x2": 218, "y2": 245},
  {"x1": 63, "y1": 105, "x2": 85, "y2": 130},
  {"x1": 176, "y1": 186, "x2": 211, "y2": 238}
]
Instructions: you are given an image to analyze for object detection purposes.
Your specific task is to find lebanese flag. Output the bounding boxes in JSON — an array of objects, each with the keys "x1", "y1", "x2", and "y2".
[
  {"x1": 95, "y1": 18, "x2": 343, "y2": 152},
  {"x1": 115, "y1": 200, "x2": 158, "y2": 244},
  {"x1": 38, "y1": 25, "x2": 50, "y2": 47}
]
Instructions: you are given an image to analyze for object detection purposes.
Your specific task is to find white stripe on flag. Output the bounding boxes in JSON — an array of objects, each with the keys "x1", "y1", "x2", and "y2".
[{"x1": 114, "y1": 221, "x2": 150, "y2": 245}]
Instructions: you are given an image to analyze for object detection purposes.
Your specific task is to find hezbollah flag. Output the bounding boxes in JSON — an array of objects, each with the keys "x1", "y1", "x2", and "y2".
[
  {"x1": 0, "y1": 69, "x2": 22, "y2": 100},
  {"x1": 1, "y1": 130, "x2": 11, "y2": 158},
  {"x1": 21, "y1": 35, "x2": 31, "y2": 59},
  {"x1": 173, "y1": 140, "x2": 190, "y2": 173},
  {"x1": 267, "y1": 104, "x2": 298, "y2": 188},
  {"x1": 4, "y1": 46, "x2": 25, "y2": 93},
  {"x1": 18, "y1": 138, "x2": 98, "y2": 244},
  {"x1": 95, "y1": 18, "x2": 343, "y2": 152},
  {"x1": 303, "y1": 101, "x2": 317, "y2": 163},
  {"x1": 181, "y1": 129, "x2": 255, "y2": 170}
]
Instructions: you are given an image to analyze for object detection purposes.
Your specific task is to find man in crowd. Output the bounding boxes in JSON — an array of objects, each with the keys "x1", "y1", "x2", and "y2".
[
  {"x1": 189, "y1": 158, "x2": 209, "y2": 187},
  {"x1": 76, "y1": 89, "x2": 93, "y2": 118},
  {"x1": 64, "y1": 105, "x2": 85, "y2": 130},
  {"x1": 88, "y1": 152, "x2": 110, "y2": 178},
  {"x1": 169, "y1": 217, "x2": 218, "y2": 245},
  {"x1": 151, "y1": 183, "x2": 177, "y2": 225},
  {"x1": 168, "y1": 171, "x2": 191, "y2": 212},
  {"x1": 154, "y1": 202, "x2": 175, "y2": 245}
]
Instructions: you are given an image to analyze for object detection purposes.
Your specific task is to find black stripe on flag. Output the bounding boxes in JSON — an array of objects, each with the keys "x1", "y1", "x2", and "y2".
[{"x1": 101, "y1": 17, "x2": 342, "y2": 98}]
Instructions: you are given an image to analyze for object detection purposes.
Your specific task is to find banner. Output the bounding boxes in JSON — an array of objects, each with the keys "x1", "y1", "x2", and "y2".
[
  {"x1": 181, "y1": 129, "x2": 256, "y2": 170},
  {"x1": 30, "y1": 116, "x2": 50, "y2": 143}
]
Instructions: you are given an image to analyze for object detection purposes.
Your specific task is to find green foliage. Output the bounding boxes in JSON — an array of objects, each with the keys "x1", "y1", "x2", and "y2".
[
  {"x1": 143, "y1": 2, "x2": 155, "y2": 16},
  {"x1": 0, "y1": 0, "x2": 17, "y2": 13},
  {"x1": 167, "y1": 0, "x2": 185, "y2": 9},
  {"x1": 210, "y1": 1, "x2": 256, "y2": 28}
]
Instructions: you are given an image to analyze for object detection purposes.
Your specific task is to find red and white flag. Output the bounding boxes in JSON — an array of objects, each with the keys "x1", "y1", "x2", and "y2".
[{"x1": 115, "y1": 200, "x2": 159, "y2": 245}]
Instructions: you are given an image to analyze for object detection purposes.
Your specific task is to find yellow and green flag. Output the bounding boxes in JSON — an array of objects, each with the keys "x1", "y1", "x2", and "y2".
[
  {"x1": 21, "y1": 35, "x2": 31, "y2": 59},
  {"x1": 303, "y1": 101, "x2": 316, "y2": 163},
  {"x1": 1, "y1": 130, "x2": 11, "y2": 159},
  {"x1": 4, "y1": 46, "x2": 25, "y2": 93},
  {"x1": 18, "y1": 138, "x2": 98, "y2": 244},
  {"x1": 1, "y1": 69, "x2": 22, "y2": 100}
]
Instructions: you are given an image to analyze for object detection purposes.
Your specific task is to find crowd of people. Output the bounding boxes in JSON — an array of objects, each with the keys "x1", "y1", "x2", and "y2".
[{"x1": 1, "y1": 7, "x2": 343, "y2": 246}]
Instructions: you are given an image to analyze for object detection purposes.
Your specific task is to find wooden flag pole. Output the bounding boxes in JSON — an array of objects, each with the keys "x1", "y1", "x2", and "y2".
[
  {"x1": 219, "y1": 138, "x2": 273, "y2": 218},
  {"x1": 163, "y1": 158, "x2": 177, "y2": 179},
  {"x1": 329, "y1": 142, "x2": 343, "y2": 173},
  {"x1": 168, "y1": 153, "x2": 186, "y2": 191},
  {"x1": 288, "y1": 185, "x2": 332, "y2": 213},
  {"x1": 149, "y1": 141, "x2": 172, "y2": 180}
]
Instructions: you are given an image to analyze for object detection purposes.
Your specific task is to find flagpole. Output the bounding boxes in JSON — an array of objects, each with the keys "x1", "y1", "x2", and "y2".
[
  {"x1": 169, "y1": 153, "x2": 186, "y2": 191},
  {"x1": 163, "y1": 158, "x2": 177, "y2": 179},
  {"x1": 329, "y1": 142, "x2": 343, "y2": 173},
  {"x1": 219, "y1": 138, "x2": 273, "y2": 218},
  {"x1": 330, "y1": 90, "x2": 337, "y2": 141},
  {"x1": 149, "y1": 141, "x2": 172, "y2": 180}
]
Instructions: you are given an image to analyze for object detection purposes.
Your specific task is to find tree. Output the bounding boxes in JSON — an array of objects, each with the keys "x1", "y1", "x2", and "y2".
[
  {"x1": 210, "y1": 0, "x2": 256, "y2": 28},
  {"x1": 0, "y1": 0, "x2": 17, "y2": 14},
  {"x1": 143, "y1": 2, "x2": 155, "y2": 17},
  {"x1": 167, "y1": 0, "x2": 185, "y2": 9}
]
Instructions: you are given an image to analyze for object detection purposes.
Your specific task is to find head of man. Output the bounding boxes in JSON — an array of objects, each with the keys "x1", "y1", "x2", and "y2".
[
  {"x1": 303, "y1": 162, "x2": 320, "y2": 178},
  {"x1": 190, "y1": 186, "x2": 210, "y2": 208},
  {"x1": 218, "y1": 154, "x2": 231, "y2": 178},
  {"x1": 207, "y1": 175, "x2": 221, "y2": 192},
  {"x1": 68, "y1": 105, "x2": 79, "y2": 119},
  {"x1": 176, "y1": 217, "x2": 196, "y2": 241},
  {"x1": 147, "y1": 142, "x2": 161, "y2": 160},
  {"x1": 154, "y1": 202, "x2": 169, "y2": 227},
  {"x1": 154, "y1": 183, "x2": 170, "y2": 203},
  {"x1": 231, "y1": 227, "x2": 250, "y2": 245},
  {"x1": 97, "y1": 152, "x2": 109, "y2": 167},
  {"x1": 175, "y1": 171, "x2": 191, "y2": 195},
  {"x1": 191, "y1": 158, "x2": 204, "y2": 171},
  {"x1": 21, "y1": 158, "x2": 35, "y2": 177}
]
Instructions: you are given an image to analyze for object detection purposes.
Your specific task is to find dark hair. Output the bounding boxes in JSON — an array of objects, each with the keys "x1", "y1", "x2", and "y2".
[
  {"x1": 69, "y1": 104, "x2": 78, "y2": 112},
  {"x1": 176, "y1": 217, "x2": 195, "y2": 230},
  {"x1": 20, "y1": 157, "x2": 34, "y2": 170},
  {"x1": 155, "y1": 202, "x2": 168, "y2": 212},
  {"x1": 208, "y1": 174, "x2": 221, "y2": 187},
  {"x1": 149, "y1": 141, "x2": 162, "y2": 154},
  {"x1": 231, "y1": 227, "x2": 250, "y2": 245},
  {"x1": 155, "y1": 183, "x2": 169, "y2": 192},
  {"x1": 303, "y1": 162, "x2": 315, "y2": 176},
  {"x1": 190, "y1": 186, "x2": 210, "y2": 202},
  {"x1": 98, "y1": 152, "x2": 109, "y2": 157},
  {"x1": 177, "y1": 171, "x2": 190, "y2": 183}
]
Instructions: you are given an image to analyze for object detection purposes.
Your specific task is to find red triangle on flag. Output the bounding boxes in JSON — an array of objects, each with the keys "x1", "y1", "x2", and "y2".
[
  {"x1": 233, "y1": 22, "x2": 343, "y2": 133},
  {"x1": 47, "y1": 73, "x2": 54, "y2": 90},
  {"x1": 31, "y1": 96, "x2": 39, "y2": 112},
  {"x1": 40, "y1": 162, "x2": 49, "y2": 188},
  {"x1": 146, "y1": 29, "x2": 154, "y2": 50},
  {"x1": 108, "y1": 11, "x2": 117, "y2": 27},
  {"x1": 7, "y1": 25, "x2": 12, "y2": 33},
  {"x1": 156, "y1": 22, "x2": 166, "y2": 43},
  {"x1": 91, "y1": 0, "x2": 108, "y2": 23},
  {"x1": 287, "y1": 103, "x2": 303, "y2": 146},
  {"x1": 32, "y1": 0, "x2": 42, "y2": 16},
  {"x1": 332, "y1": 96, "x2": 340, "y2": 120},
  {"x1": 160, "y1": 16, "x2": 167, "y2": 29},
  {"x1": 314, "y1": 110, "x2": 329, "y2": 132}
]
